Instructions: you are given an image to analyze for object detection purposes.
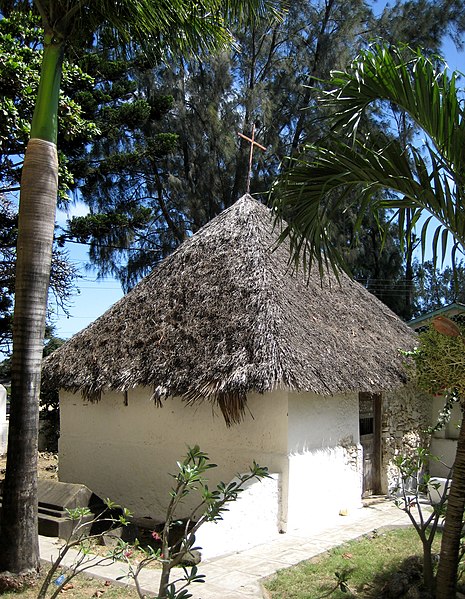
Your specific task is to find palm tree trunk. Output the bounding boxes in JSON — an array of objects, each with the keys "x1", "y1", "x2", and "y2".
[
  {"x1": 0, "y1": 36, "x2": 63, "y2": 574},
  {"x1": 435, "y1": 411, "x2": 465, "y2": 598},
  {"x1": 0, "y1": 139, "x2": 58, "y2": 573}
]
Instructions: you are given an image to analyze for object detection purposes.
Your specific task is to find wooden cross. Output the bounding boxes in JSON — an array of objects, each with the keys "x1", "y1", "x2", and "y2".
[{"x1": 237, "y1": 123, "x2": 267, "y2": 193}]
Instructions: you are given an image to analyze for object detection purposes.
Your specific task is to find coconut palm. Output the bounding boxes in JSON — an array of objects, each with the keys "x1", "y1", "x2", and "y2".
[
  {"x1": 0, "y1": 0, "x2": 282, "y2": 577},
  {"x1": 272, "y1": 44, "x2": 465, "y2": 599}
]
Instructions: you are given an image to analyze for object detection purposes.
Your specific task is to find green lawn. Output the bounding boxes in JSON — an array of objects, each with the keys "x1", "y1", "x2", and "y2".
[{"x1": 264, "y1": 526, "x2": 442, "y2": 598}]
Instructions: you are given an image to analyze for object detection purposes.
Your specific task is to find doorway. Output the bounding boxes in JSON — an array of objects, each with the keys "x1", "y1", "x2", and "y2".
[{"x1": 359, "y1": 392, "x2": 382, "y2": 497}]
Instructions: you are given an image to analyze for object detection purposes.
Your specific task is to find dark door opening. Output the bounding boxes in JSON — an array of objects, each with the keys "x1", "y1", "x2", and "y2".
[{"x1": 359, "y1": 392, "x2": 382, "y2": 497}]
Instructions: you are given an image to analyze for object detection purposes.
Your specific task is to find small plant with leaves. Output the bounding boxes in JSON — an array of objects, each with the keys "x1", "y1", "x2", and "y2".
[
  {"x1": 38, "y1": 448, "x2": 268, "y2": 599},
  {"x1": 399, "y1": 316, "x2": 465, "y2": 595},
  {"x1": 315, "y1": 567, "x2": 353, "y2": 598},
  {"x1": 120, "y1": 445, "x2": 269, "y2": 599},
  {"x1": 391, "y1": 447, "x2": 449, "y2": 595},
  {"x1": 37, "y1": 499, "x2": 132, "y2": 599}
]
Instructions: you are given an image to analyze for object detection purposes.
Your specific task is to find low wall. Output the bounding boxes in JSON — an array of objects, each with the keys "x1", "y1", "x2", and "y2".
[
  {"x1": 430, "y1": 438, "x2": 456, "y2": 477},
  {"x1": 196, "y1": 473, "x2": 280, "y2": 559},
  {"x1": 429, "y1": 395, "x2": 461, "y2": 477}
]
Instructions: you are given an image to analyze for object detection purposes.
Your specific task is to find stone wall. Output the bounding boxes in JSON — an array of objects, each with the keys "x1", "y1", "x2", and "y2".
[
  {"x1": 340, "y1": 436, "x2": 363, "y2": 476},
  {"x1": 381, "y1": 384, "x2": 431, "y2": 494}
]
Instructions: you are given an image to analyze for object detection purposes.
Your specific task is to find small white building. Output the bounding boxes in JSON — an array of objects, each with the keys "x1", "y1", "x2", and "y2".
[{"x1": 44, "y1": 195, "x2": 423, "y2": 555}]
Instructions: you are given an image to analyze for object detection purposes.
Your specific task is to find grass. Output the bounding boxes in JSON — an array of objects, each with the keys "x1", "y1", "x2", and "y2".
[
  {"x1": 263, "y1": 526, "x2": 442, "y2": 598},
  {"x1": 0, "y1": 526, "x2": 444, "y2": 598}
]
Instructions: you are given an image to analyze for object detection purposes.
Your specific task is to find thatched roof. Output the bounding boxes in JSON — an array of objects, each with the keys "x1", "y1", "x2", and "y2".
[{"x1": 43, "y1": 194, "x2": 417, "y2": 424}]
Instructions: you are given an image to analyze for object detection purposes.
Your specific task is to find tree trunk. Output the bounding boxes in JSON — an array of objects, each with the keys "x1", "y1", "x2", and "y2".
[
  {"x1": 422, "y1": 542, "x2": 434, "y2": 596},
  {"x1": 435, "y1": 411, "x2": 465, "y2": 598},
  {"x1": 0, "y1": 34, "x2": 63, "y2": 575},
  {"x1": 403, "y1": 208, "x2": 415, "y2": 321},
  {"x1": 0, "y1": 139, "x2": 58, "y2": 573},
  {"x1": 157, "y1": 561, "x2": 171, "y2": 599}
]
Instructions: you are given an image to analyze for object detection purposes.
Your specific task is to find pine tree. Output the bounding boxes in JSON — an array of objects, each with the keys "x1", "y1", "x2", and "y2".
[
  {"x1": 66, "y1": 0, "x2": 465, "y2": 317},
  {"x1": 67, "y1": 0, "x2": 377, "y2": 285}
]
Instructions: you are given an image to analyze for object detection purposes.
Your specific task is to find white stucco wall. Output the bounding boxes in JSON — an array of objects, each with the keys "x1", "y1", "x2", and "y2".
[
  {"x1": 59, "y1": 389, "x2": 289, "y2": 527},
  {"x1": 60, "y1": 387, "x2": 367, "y2": 554},
  {"x1": 429, "y1": 395, "x2": 461, "y2": 478},
  {"x1": 286, "y1": 393, "x2": 362, "y2": 531},
  {"x1": 430, "y1": 439, "x2": 457, "y2": 477},
  {"x1": 195, "y1": 473, "x2": 281, "y2": 558}
]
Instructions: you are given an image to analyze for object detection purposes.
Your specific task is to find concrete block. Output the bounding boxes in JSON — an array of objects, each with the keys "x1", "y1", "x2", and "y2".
[{"x1": 0, "y1": 479, "x2": 108, "y2": 539}]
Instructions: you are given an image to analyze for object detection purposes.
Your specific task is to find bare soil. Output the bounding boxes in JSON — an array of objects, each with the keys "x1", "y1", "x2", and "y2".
[
  {"x1": 0, "y1": 570, "x2": 141, "y2": 598},
  {"x1": 0, "y1": 454, "x2": 153, "y2": 597},
  {"x1": 0, "y1": 451, "x2": 58, "y2": 483}
]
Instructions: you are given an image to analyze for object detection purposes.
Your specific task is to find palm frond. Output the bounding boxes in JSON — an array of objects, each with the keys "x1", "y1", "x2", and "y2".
[
  {"x1": 273, "y1": 133, "x2": 465, "y2": 273},
  {"x1": 273, "y1": 44, "x2": 465, "y2": 277},
  {"x1": 48, "y1": 0, "x2": 284, "y2": 59}
]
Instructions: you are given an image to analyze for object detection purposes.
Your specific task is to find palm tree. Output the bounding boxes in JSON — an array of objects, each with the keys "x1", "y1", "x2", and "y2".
[
  {"x1": 272, "y1": 44, "x2": 465, "y2": 599},
  {"x1": 0, "y1": 0, "x2": 281, "y2": 577}
]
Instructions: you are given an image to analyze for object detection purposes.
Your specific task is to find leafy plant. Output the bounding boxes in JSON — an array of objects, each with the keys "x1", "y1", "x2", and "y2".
[
  {"x1": 121, "y1": 445, "x2": 269, "y2": 599},
  {"x1": 37, "y1": 499, "x2": 132, "y2": 599},
  {"x1": 391, "y1": 448, "x2": 449, "y2": 594},
  {"x1": 316, "y1": 568, "x2": 353, "y2": 598},
  {"x1": 40, "y1": 447, "x2": 269, "y2": 599},
  {"x1": 271, "y1": 44, "x2": 465, "y2": 596}
]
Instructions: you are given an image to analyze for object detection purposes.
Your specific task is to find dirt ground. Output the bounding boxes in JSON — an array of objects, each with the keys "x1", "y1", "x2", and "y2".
[{"x1": 0, "y1": 452, "x2": 58, "y2": 483}]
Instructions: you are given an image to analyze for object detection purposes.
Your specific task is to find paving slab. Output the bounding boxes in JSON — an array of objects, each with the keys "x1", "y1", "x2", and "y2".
[
  {"x1": 39, "y1": 498, "x2": 412, "y2": 598},
  {"x1": 229, "y1": 558, "x2": 289, "y2": 577}
]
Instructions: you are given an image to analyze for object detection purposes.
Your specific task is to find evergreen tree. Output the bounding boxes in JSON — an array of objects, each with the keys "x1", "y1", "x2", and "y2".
[
  {"x1": 67, "y1": 0, "x2": 377, "y2": 286},
  {"x1": 414, "y1": 260, "x2": 465, "y2": 315},
  {"x1": 375, "y1": 0, "x2": 465, "y2": 50},
  {"x1": 66, "y1": 0, "x2": 465, "y2": 319},
  {"x1": 65, "y1": 43, "x2": 182, "y2": 290},
  {"x1": 0, "y1": 10, "x2": 99, "y2": 202}
]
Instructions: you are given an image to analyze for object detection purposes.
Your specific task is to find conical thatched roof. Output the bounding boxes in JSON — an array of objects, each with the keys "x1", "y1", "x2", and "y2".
[{"x1": 43, "y1": 195, "x2": 417, "y2": 424}]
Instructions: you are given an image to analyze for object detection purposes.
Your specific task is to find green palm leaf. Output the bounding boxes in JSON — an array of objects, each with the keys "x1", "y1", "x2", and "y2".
[
  {"x1": 35, "y1": 0, "x2": 283, "y2": 57},
  {"x1": 273, "y1": 43, "x2": 465, "y2": 275},
  {"x1": 273, "y1": 43, "x2": 465, "y2": 599}
]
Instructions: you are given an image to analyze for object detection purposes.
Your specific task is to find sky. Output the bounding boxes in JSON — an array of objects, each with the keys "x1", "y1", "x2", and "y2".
[
  {"x1": 51, "y1": 208, "x2": 124, "y2": 340},
  {"x1": 48, "y1": 7, "x2": 465, "y2": 344},
  {"x1": 50, "y1": 239, "x2": 124, "y2": 340}
]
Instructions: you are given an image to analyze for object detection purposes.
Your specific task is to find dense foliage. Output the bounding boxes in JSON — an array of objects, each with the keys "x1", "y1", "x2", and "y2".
[
  {"x1": 57, "y1": 0, "x2": 465, "y2": 320},
  {"x1": 0, "y1": 11, "x2": 99, "y2": 202},
  {"x1": 408, "y1": 322, "x2": 465, "y2": 397},
  {"x1": 272, "y1": 42, "x2": 465, "y2": 598}
]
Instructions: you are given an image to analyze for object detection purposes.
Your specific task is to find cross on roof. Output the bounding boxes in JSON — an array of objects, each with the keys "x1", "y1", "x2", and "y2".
[{"x1": 238, "y1": 123, "x2": 267, "y2": 193}]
